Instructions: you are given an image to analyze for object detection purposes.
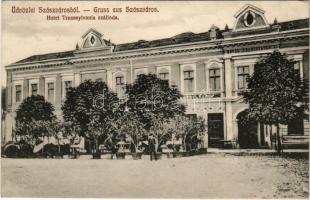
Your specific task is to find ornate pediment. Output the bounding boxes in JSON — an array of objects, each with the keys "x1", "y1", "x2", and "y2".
[
  {"x1": 75, "y1": 28, "x2": 114, "y2": 57},
  {"x1": 233, "y1": 4, "x2": 269, "y2": 32},
  {"x1": 81, "y1": 28, "x2": 107, "y2": 49}
]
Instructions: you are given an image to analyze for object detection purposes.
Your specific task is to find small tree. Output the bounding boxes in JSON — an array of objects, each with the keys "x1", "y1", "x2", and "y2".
[
  {"x1": 125, "y1": 74, "x2": 185, "y2": 129},
  {"x1": 166, "y1": 115, "x2": 206, "y2": 152},
  {"x1": 15, "y1": 95, "x2": 56, "y2": 144},
  {"x1": 62, "y1": 80, "x2": 119, "y2": 149},
  {"x1": 149, "y1": 114, "x2": 172, "y2": 153},
  {"x1": 243, "y1": 51, "x2": 308, "y2": 153},
  {"x1": 112, "y1": 112, "x2": 146, "y2": 153}
]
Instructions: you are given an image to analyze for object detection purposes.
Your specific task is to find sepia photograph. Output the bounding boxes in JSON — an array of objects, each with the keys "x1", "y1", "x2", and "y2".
[{"x1": 1, "y1": 0, "x2": 309, "y2": 199}]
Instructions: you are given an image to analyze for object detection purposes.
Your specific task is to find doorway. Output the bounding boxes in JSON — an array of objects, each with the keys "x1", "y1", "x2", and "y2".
[{"x1": 208, "y1": 113, "x2": 224, "y2": 148}]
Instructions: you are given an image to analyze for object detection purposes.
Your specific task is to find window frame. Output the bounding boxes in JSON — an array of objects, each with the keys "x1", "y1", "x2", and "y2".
[
  {"x1": 209, "y1": 68, "x2": 221, "y2": 92},
  {"x1": 62, "y1": 76, "x2": 74, "y2": 100},
  {"x1": 15, "y1": 85, "x2": 22, "y2": 103},
  {"x1": 183, "y1": 70, "x2": 195, "y2": 93},
  {"x1": 30, "y1": 83, "x2": 38, "y2": 96},
  {"x1": 205, "y1": 60, "x2": 223, "y2": 97},
  {"x1": 47, "y1": 82, "x2": 55, "y2": 102},
  {"x1": 237, "y1": 66, "x2": 250, "y2": 90}
]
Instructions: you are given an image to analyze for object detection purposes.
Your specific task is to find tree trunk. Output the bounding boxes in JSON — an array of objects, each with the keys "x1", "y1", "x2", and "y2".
[
  {"x1": 183, "y1": 137, "x2": 186, "y2": 152},
  {"x1": 95, "y1": 139, "x2": 99, "y2": 153},
  {"x1": 155, "y1": 138, "x2": 158, "y2": 153},
  {"x1": 276, "y1": 124, "x2": 282, "y2": 154},
  {"x1": 57, "y1": 138, "x2": 60, "y2": 154}
]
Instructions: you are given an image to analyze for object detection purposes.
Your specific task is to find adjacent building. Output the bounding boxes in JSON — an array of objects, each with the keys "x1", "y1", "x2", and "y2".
[{"x1": 3, "y1": 4, "x2": 309, "y2": 148}]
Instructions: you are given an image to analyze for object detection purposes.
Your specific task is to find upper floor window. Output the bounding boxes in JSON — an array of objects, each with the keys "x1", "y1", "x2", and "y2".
[
  {"x1": 15, "y1": 85, "x2": 22, "y2": 103},
  {"x1": 31, "y1": 83, "x2": 38, "y2": 95},
  {"x1": 63, "y1": 80, "x2": 72, "y2": 99},
  {"x1": 158, "y1": 68, "x2": 170, "y2": 81},
  {"x1": 115, "y1": 74, "x2": 125, "y2": 98},
  {"x1": 135, "y1": 69, "x2": 147, "y2": 79},
  {"x1": 47, "y1": 82, "x2": 55, "y2": 102},
  {"x1": 159, "y1": 72, "x2": 169, "y2": 80},
  {"x1": 293, "y1": 62, "x2": 301, "y2": 77},
  {"x1": 116, "y1": 76, "x2": 124, "y2": 86},
  {"x1": 209, "y1": 69, "x2": 221, "y2": 91},
  {"x1": 184, "y1": 70, "x2": 194, "y2": 93},
  {"x1": 237, "y1": 66, "x2": 249, "y2": 90},
  {"x1": 65, "y1": 81, "x2": 72, "y2": 92}
]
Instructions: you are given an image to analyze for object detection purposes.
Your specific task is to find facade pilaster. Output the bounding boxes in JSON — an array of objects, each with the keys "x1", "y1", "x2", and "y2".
[
  {"x1": 224, "y1": 57, "x2": 232, "y2": 98},
  {"x1": 39, "y1": 76, "x2": 45, "y2": 96},
  {"x1": 74, "y1": 73, "x2": 81, "y2": 87},
  {"x1": 225, "y1": 102, "x2": 234, "y2": 141},
  {"x1": 23, "y1": 79, "x2": 29, "y2": 100}
]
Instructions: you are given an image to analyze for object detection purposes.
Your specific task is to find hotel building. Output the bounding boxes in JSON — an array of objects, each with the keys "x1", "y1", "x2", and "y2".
[{"x1": 3, "y1": 4, "x2": 309, "y2": 148}]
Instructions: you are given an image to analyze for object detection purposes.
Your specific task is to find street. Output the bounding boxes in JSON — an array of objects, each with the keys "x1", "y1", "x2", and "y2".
[{"x1": 1, "y1": 153, "x2": 308, "y2": 198}]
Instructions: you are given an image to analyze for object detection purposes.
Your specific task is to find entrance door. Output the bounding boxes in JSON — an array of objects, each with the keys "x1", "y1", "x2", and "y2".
[{"x1": 208, "y1": 113, "x2": 224, "y2": 147}]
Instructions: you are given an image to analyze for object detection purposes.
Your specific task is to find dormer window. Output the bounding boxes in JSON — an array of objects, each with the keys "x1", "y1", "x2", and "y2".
[
  {"x1": 244, "y1": 12, "x2": 255, "y2": 27},
  {"x1": 233, "y1": 4, "x2": 269, "y2": 31},
  {"x1": 90, "y1": 35, "x2": 96, "y2": 46}
]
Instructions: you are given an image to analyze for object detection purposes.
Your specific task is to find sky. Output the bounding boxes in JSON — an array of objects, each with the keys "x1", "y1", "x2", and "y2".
[{"x1": 1, "y1": 1, "x2": 309, "y2": 85}]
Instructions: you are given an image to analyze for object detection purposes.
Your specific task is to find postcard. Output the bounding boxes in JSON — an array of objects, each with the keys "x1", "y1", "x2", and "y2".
[{"x1": 1, "y1": 1, "x2": 309, "y2": 199}]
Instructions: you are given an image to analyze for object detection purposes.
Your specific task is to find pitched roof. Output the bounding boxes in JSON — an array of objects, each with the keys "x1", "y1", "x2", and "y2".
[
  {"x1": 13, "y1": 18, "x2": 309, "y2": 65},
  {"x1": 15, "y1": 50, "x2": 75, "y2": 64},
  {"x1": 279, "y1": 18, "x2": 309, "y2": 31}
]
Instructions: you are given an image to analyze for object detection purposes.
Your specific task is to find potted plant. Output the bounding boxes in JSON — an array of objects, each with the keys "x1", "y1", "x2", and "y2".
[
  {"x1": 87, "y1": 115, "x2": 107, "y2": 159},
  {"x1": 148, "y1": 115, "x2": 173, "y2": 160},
  {"x1": 113, "y1": 112, "x2": 146, "y2": 160},
  {"x1": 116, "y1": 141, "x2": 129, "y2": 159}
]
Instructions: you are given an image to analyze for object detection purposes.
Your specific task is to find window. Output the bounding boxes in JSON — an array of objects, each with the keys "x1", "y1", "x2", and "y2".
[
  {"x1": 15, "y1": 85, "x2": 22, "y2": 102},
  {"x1": 63, "y1": 81, "x2": 72, "y2": 98},
  {"x1": 31, "y1": 84, "x2": 38, "y2": 95},
  {"x1": 115, "y1": 75, "x2": 125, "y2": 97},
  {"x1": 184, "y1": 70, "x2": 194, "y2": 93},
  {"x1": 47, "y1": 82, "x2": 54, "y2": 102},
  {"x1": 237, "y1": 66, "x2": 249, "y2": 90},
  {"x1": 294, "y1": 62, "x2": 301, "y2": 76},
  {"x1": 159, "y1": 72, "x2": 169, "y2": 80},
  {"x1": 209, "y1": 69, "x2": 221, "y2": 91},
  {"x1": 65, "y1": 81, "x2": 72, "y2": 92},
  {"x1": 116, "y1": 76, "x2": 124, "y2": 86},
  {"x1": 158, "y1": 68, "x2": 170, "y2": 81},
  {"x1": 244, "y1": 12, "x2": 255, "y2": 27},
  {"x1": 135, "y1": 69, "x2": 146, "y2": 79}
]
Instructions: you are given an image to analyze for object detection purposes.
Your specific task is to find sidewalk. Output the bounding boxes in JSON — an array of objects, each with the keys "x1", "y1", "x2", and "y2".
[{"x1": 208, "y1": 148, "x2": 309, "y2": 154}]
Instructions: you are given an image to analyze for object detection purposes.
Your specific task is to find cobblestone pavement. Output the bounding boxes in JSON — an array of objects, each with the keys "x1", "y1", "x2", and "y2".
[{"x1": 1, "y1": 153, "x2": 308, "y2": 198}]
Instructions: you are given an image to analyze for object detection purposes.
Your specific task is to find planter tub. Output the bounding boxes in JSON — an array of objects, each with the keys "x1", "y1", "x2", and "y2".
[
  {"x1": 173, "y1": 152, "x2": 183, "y2": 158},
  {"x1": 166, "y1": 152, "x2": 173, "y2": 159},
  {"x1": 92, "y1": 152, "x2": 101, "y2": 159},
  {"x1": 54, "y1": 155, "x2": 64, "y2": 159},
  {"x1": 198, "y1": 148, "x2": 207, "y2": 154},
  {"x1": 116, "y1": 152, "x2": 126, "y2": 159},
  {"x1": 70, "y1": 153, "x2": 80, "y2": 159}
]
